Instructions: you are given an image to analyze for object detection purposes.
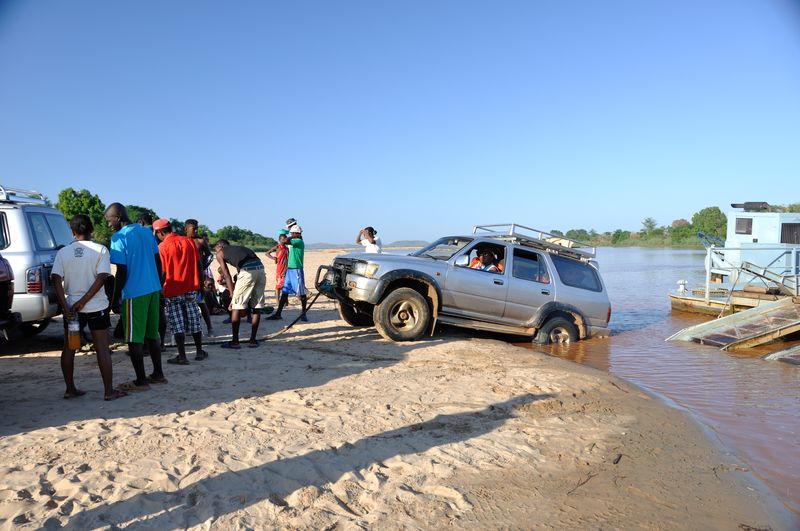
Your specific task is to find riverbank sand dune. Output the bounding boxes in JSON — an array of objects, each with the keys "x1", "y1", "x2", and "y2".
[{"x1": 0, "y1": 251, "x2": 787, "y2": 529}]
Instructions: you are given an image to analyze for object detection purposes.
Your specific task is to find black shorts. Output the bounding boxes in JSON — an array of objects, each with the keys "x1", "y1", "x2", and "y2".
[{"x1": 63, "y1": 309, "x2": 111, "y2": 332}]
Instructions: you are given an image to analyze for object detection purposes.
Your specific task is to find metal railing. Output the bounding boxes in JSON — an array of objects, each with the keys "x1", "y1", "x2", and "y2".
[
  {"x1": 703, "y1": 245, "x2": 800, "y2": 302},
  {"x1": 0, "y1": 185, "x2": 47, "y2": 205},
  {"x1": 472, "y1": 223, "x2": 596, "y2": 260}
]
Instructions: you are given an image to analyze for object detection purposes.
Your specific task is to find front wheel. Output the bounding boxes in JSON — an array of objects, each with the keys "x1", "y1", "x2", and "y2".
[
  {"x1": 534, "y1": 317, "x2": 578, "y2": 345},
  {"x1": 373, "y1": 288, "x2": 430, "y2": 342},
  {"x1": 337, "y1": 302, "x2": 374, "y2": 327}
]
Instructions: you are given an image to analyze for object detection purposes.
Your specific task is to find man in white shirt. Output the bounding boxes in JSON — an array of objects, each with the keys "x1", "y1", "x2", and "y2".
[
  {"x1": 356, "y1": 226, "x2": 382, "y2": 253},
  {"x1": 52, "y1": 214, "x2": 127, "y2": 401}
]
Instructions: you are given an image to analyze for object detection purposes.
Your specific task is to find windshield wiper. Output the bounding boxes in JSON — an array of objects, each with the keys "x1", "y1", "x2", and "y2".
[{"x1": 416, "y1": 252, "x2": 439, "y2": 260}]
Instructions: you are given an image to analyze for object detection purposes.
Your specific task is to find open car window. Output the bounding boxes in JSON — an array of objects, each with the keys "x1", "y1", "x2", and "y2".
[{"x1": 459, "y1": 243, "x2": 505, "y2": 274}]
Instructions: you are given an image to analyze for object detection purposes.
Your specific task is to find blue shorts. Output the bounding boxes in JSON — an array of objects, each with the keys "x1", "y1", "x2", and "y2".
[{"x1": 282, "y1": 269, "x2": 307, "y2": 296}]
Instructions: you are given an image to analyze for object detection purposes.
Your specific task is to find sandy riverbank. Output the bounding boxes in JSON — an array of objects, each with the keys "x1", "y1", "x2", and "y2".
[{"x1": 0, "y1": 251, "x2": 788, "y2": 529}]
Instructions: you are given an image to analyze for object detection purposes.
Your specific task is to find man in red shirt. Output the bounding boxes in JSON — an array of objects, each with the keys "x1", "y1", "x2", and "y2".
[{"x1": 153, "y1": 218, "x2": 207, "y2": 365}]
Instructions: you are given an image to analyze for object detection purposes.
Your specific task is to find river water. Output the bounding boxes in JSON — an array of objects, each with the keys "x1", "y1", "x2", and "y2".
[{"x1": 527, "y1": 247, "x2": 799, "y2": 517}]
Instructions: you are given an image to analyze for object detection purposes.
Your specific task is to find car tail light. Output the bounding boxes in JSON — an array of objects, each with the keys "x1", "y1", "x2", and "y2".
[
  {"x1": 607, "y1": 305, "x2": 612, "y2": 324},
  {"x1": 26, "y1": 267, "x2": 43, "y2": 294}
]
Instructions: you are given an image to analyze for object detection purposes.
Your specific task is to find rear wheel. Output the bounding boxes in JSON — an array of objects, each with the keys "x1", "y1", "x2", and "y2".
[
  {"x1": 19, "y1": 318, "x2": 51, "y2": 337},
  {"x1": 337, "y1": 302, "x2": 374, "y2": 327},
  {"x1": 534, "y1": 317, "x2": 578, "y2": 344},
  {"x1": 373, "y1": 288, "x2": 430, "y2": 342}
]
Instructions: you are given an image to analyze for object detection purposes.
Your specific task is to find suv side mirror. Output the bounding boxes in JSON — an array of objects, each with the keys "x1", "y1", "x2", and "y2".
[{"x1": 454, "y1": 254, "x2": 469, "y2": 267}]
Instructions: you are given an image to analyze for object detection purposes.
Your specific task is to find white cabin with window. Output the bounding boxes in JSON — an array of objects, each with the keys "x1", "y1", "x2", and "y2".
[{"x1": 720, "y1": 203, "x2": 800, "y2": 275}]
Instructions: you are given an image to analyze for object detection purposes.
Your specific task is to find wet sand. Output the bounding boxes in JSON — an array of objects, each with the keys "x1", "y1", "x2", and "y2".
[{"x1": 0, "y1": 251, "x2": 790, "y2": 529}]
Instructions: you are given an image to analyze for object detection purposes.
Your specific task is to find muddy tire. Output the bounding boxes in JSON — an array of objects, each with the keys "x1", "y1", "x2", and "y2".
[
  {"x1": 534, "y1": 317, "x2": 578, "y2": 344},
  {"x1": 337, "y1": 302, "x2": 374, "y2": 327},
  {"x1": 373, "y1": 288, "x2": 430, "y2": 342}
]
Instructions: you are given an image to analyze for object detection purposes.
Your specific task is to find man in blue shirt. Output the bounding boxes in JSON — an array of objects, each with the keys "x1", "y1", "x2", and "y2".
[{"x1": 105, "y1": 203, "x2": 166, "y2": 391}]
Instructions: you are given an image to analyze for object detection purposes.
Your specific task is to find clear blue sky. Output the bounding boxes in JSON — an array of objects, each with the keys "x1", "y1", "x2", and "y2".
[{"x1": 1, "y1": 1, "x2": 799, "y2": 243}]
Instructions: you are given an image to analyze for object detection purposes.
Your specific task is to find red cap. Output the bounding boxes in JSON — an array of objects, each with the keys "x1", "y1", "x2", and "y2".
[{"x1": 152, "y1": 218, "x2": 170, "y2": 230}]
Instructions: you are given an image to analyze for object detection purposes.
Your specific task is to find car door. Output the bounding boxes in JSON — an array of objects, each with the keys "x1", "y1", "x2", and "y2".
[
  {"x1": 441, "y1": 242, "x2": 508, "y2": 321},
  {"x1": 503, "y1": 247, "x2": 555, "y2": 325}
]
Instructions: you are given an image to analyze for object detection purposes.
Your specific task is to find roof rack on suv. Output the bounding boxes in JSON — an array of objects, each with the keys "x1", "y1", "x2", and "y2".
[
  {"x1": 473, "y1": 223, "x2": 596, "y2": 260},
  {"x1": 0, "y1": 185, "x2": 48, "y2": 205}
]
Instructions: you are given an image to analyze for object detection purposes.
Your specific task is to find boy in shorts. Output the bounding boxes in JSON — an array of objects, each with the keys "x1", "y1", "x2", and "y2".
[
  {"x1": 51, "y1": 214, "x2": 127, "y2": 400},
  {"x1": 267, "y1": 224, "x2": 308, "y2": 321},
  {"x1": 266, "y1": 229, "x2": 290, "y2": 304}
]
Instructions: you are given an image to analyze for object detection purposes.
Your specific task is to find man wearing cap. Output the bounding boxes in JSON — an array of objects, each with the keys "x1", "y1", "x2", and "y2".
[
  {"x1": 267, "y1": 224, "x2": 308, "y2": 321},
  {"x1": 105, "y1": 203, "x2": 166, "y2": 392},
  {"x1": 153, "y1": 219, "x2": 207, "y2": 365},
  {"x1": 215, "y1": 239, "x2": 269, "y2": 348}
]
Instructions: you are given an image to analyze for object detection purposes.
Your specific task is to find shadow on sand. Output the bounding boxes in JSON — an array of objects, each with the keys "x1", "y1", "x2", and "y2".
[
  {"x1": 68, "y1": 394, "x2": 550, "y2": 529},
  {"x1": 0, "y1": 307, "x2": 449, "y2": 436}
]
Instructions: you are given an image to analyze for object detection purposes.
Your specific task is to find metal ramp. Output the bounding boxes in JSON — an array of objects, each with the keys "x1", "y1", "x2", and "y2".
[
  {"x1": 666, "y1": 297, "x2": 800, "y2": 350},
  {"x1": 740, "y1": 261, "x2": 798, "y2": 296}
]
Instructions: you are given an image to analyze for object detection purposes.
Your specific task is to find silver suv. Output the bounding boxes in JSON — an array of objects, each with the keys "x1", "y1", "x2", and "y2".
[
  {"x1": 0, "y1": 186, "x2": 72, "y2": 336},
  {"x1": 316, "y1": 224, "x2": 611, "y2": 343}
]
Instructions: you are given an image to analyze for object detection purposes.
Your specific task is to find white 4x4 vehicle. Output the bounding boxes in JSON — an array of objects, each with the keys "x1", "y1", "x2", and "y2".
[
  {"x1": 0, "y1": 186, "x2": 73, "y2": 336},
  {"x1": 317, "y1": 224, "x2": 611, "y2": 343}
]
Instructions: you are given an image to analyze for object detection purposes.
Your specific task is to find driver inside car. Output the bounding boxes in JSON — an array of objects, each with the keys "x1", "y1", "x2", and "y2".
[{"x1": 469, "y1": 248, "x2": 502, "y2": 273}]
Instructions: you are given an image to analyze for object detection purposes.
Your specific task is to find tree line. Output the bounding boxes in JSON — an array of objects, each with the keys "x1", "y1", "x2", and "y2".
[
  {"x1": 54, "y1": 188, "x2": 276, "y2": 250},
  {"x1": 552, "y1": 203, "x2": 800, "y2": 247}
]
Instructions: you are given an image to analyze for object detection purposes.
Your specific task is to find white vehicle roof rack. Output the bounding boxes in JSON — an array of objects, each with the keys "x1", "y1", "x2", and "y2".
[
  {"x1": 0, "y1": 185, "x2": 48, "y2": 205},
  {"x1": 472, "y1": 223, "x2": 596, "y2": 260}
]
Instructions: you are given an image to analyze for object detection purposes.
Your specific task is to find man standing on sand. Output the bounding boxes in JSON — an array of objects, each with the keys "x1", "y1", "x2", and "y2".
[
  {"x1": 51, "y1": 214, "x2": 127, "y2": 401},
  {"x1": 266, "y1": 229, "x2": 290, "y2": 304},
  {"x1": 105, "y1": 203, "x2": 167, "y2": 392},
  {"x1": 215, "y1": 239, "x2": 269, "y2": 348},
  {"x1": 356, "y1": 226, "x2": 382, "y2": 253},
  {"x1": 153, "y1": 219, "x2": 207, "y2": 365},
  {"x1": 184, "y1": 219, "x2": 214, "y2": 337},
  {"x1": 267, "y1": 224, "x2": 308, "y2": 321}
]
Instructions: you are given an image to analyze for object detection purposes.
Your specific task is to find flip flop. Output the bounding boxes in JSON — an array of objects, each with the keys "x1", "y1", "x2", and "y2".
[
  {"x1": 195, "y1": 350, "x2": 209, "y2": 360},
  {"x1": 248, "y1": 341, "x2": 259, "y2": 348},
  {"x1": 220, "y1": 342, "x2": 241, "y2": 349},
  {"x1": 167, "y1": 356, "x2": 190, "y2": 365},
  {"x1": 104, "y1": 389, "x2": 128, "y2": 401},
  {"x1": 148, "y1": 374, "x2": 169, "y2": 384},
  {"x1": 119, "y1": 380, "x2": 150, "y2": 392},
  {"x1": 63, "y1": 390, "x2": 87, "y2": 399}
]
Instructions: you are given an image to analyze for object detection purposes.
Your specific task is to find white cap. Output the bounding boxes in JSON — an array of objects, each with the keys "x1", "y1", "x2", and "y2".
[{"x1": 289, "y1": 224, "x2": 303, "y2": 234}]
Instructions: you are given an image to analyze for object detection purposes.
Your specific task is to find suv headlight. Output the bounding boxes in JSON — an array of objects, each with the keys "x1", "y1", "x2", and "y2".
[{"x1": 352, "y1": 261, "x2": 380, "y2": 278}]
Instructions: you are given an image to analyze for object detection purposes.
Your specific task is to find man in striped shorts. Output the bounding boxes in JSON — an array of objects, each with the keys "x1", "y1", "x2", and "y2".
[{"x1": 153, "y1": 219, "x2": 207, "y2": 365}]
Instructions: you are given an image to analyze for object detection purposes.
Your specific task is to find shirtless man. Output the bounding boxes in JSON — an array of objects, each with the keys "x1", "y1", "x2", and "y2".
[{"x1": 185, "y1": 219, "x2": 214, "y2": 336}]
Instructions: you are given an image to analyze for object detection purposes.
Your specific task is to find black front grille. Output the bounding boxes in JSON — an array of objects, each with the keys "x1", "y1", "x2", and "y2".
[{"x1": 334, "y1": 258, "x2": 355, "y2": 275}]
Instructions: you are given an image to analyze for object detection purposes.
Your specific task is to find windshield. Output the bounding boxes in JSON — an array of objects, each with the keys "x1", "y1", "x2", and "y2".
[{"x1": 410, "y1": 237, "x2": 473, "y2": 260}]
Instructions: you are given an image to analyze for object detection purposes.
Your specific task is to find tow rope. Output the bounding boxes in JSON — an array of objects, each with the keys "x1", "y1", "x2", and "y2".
[{"x1": 259, "y1": 291, "x2": 324, "y2": 341}]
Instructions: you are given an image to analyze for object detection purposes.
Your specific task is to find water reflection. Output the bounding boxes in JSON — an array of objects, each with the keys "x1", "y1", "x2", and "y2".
[{"x1": 526, "y1": 248, "x2": 800, "y2": 516}]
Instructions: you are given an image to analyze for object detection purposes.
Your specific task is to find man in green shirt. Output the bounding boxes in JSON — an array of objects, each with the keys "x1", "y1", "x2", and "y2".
[{"x1": 267, "y1": 225, "x2": 309, "y2": 321}]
